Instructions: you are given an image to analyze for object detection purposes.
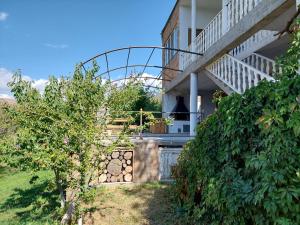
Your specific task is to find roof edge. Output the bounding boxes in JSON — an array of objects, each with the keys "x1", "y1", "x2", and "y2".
[{"x1": 161, "y1": 0, "x2": 180, "y2": 35}]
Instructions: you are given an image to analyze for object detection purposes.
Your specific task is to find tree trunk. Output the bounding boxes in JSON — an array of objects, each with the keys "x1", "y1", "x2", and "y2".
[
  {"x1": 78, "y1": 216, "x2": 83, "y2": 225},
  {"x1": 61, "y1": 201, "x2": 75, "y2": 225},
  {"x1": 54, "y1": 170, "x2": 66, "y2": 208}
]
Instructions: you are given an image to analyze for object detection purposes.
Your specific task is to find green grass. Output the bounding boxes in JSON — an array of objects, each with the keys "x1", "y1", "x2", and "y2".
[
  {"x1": 0, "y1": 167, "x2": 59, "y2": 225},
  {"x1": 0, "y1": 168, "x2": 182, "y2": 225},
  {"x1": 85, "y1": 182, "x2": 182, "y2": 225}
]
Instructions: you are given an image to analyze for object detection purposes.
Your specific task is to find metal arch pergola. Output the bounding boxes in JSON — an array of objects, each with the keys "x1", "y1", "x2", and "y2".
[{"x1": 80, "y1": 46, "x2": 202, "y2": 89}]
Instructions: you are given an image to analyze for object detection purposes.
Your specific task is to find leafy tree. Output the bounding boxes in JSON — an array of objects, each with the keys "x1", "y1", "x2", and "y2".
[
  {"x1": 0, "y1": 99, "x2": 16, "y2": 167},
  {"x1": 174, "y1": 19, "x2": 300, "y2": 225},
  {"x1": 131, "y1": 85, "x2": 162, "y2": 112},
  {"x1": 4, "y1": 63, "x2": 140, "y2": 224}
]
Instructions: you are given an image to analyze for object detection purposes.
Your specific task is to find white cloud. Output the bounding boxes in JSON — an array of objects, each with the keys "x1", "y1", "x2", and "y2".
[
  {"x1": 0, "y1": 94, "x2": 14, "y2": 100},
  {"x1": 0, "y1": 68, "x2": 48, "y2": 99},
  {"x1": 0, "y1": 68, "x2": 14, "y2": 98},
  {"x1": 32, "y1": 79, "x2": 48, "y2": 93},
  {"x1": 44, "y1": 43, "x2": 69, "y2": 49},
  {"x1": 0, "y1": 12, "x2": 8, "y2": 21},
  {"x1": 139, "y1": 73, "x2": 162, "y2": 88},
  {"x1": 114, "y1": 73, "x2": 162, "y2": 89}
]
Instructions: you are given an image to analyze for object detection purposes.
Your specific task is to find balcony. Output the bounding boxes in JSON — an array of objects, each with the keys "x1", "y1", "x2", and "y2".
[{"x1": 180, "y1": 0, "x2": 269, "y2": 70}]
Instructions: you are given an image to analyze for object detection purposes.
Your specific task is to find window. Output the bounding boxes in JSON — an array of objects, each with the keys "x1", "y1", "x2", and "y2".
[
  {"x1": 188, "y1": 28, "x2": 203, "y2": 46},
  {"x1": 164, "y1": 27, "x2": 179, "y2": 66}
]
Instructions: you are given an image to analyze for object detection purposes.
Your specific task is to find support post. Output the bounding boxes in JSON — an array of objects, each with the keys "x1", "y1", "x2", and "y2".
[
  {"x1": 140, "y1": 108, "x2": 143, "y2": 135},
  {"x1": 190, "y1": 73, "x2": 198, "y2": 136},
  {"x1": 191, "y1": 0, "x2": 196, "y2": 57},
  {"x1": 190, "y1": 0, "x2": 198, "y2": 136}
]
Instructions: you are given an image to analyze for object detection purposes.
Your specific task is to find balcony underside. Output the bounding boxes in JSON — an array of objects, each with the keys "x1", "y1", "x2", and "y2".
[{"x1": 170, "y1": 70, "x2": 221, "y2": 95}]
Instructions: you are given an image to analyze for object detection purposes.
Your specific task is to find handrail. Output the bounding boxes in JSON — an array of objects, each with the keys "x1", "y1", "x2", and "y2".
[
  {"x1": 181, "y1": 0, "x2": 264, "y2": 71},
  {"x1": 243, "y1": 53, "x2": 280, "y2": 77},
  {"x1": 231, "y1": 30, "x2": 278, "y2": 58},
  {"x1": 206, "y1": 54, "x2": 274, "y2": 94}
]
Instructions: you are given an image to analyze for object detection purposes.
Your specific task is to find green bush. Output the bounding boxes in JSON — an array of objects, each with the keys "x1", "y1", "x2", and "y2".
[{"x1": 174, "y1": 22, "x2": 300, "y2": 225}]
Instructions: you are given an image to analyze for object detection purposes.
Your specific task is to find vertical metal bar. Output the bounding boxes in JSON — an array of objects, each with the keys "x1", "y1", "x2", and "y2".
[
  {"x1": 142, "y1": 48, "x2": 155, "y2": 75},
  {"x1": 105, "y1": 53, "x2": 110, "y2": 80},
  {"x1": 139, "y1": 108, "x2": 143, "y2": 137},
  {"x1": 125, "y1": 48, "x2": 131, "y2": 79}
]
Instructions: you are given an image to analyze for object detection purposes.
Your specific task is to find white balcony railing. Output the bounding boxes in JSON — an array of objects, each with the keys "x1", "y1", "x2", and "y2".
[
  {"x1": 181, "y1": 0, "x2": 264, "y2": 70},
  {"x1": 227, "y1": 0, "x2": 263, "y2": 29},
  {"x1": 180, "y1": 45, "x2": 193, "y2": 70},
  {"x1": 243, "y1": 53, "x2": 281, "y2": 77},
  {"x1": 231, "y1": 30, "x2": 278, "y2": 59},
  {"x1": 206, "y1": 54, "x2": 274, "y2": 94}
]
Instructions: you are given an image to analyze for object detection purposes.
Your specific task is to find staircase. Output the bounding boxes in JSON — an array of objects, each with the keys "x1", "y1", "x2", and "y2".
[
  {"x1": 230, "y1": 30, "x2": 278, "y2": 60},
  {"x1": 242, "y1": 53, "x2": 281, "y2": 77},
  {"x1": 206, "y1": 54, "x2": 275, "y2": 94},
  {"x1": 180, "y1": 0, "x2": 288, "y2": 95}
]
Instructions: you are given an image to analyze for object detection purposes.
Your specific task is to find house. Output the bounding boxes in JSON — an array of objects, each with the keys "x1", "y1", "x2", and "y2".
[
  {"x1": 80, "y1": 0, "x2": 299, "y2": 182},
  {"x1": 161, "y1": 0, "x2": 298, "y2": 136}
]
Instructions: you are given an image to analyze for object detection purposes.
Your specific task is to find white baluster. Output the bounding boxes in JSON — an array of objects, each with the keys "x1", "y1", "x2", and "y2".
[
  {"x1": 265, "y1": 60, "x2": 270, "y2": 75},
  {"x1": 260, "y1": 58, "x2": 264, "y2": 73},
  {"x1": 245, "y1": 0, "x2": 249, "y2": 14},
  {"x1": 229, "y1": 1, "x2": 232, "y2": 29},
  {"x1": 212, "y1": 21, "x2": 214, "y2": 45},
  {"x1": 224, "y1": 56, "x2": 228, "y2": 82},
  {"x1": 272, "y1": 62, "x2": 276, "y2": 76},
  {"x1": 243, "y1": 66, "x2": 247, "y2": 92},
  {"x1": 240, "y1": 0, "x2": 244, "y2": 19},
  {"x1": 237, "y1": 62, "x2": 241, "y2": 92},
  {"x1": 202, "y1": 33, "x2": 205, "y2": 53},
  {"x1": 233, "y1": 59, "x2": 236, "y2": 88},
  {"x1": 235, "y1": 0, "x2": 239, "y2": 24},
  {"x1": 254, "y1": 54, "x2": 258, "y2": 70},
  {"x1": 249, "y1": 0, "x2": 253, "y2": 10},
  {"x1": 254, "y1": 72, "x2": 259, "y2": 86}
]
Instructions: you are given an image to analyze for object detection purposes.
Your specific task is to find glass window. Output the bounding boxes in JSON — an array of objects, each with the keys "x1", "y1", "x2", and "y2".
[{"x1": 164, "y1": 26, "x2": 179, "y2": 66}]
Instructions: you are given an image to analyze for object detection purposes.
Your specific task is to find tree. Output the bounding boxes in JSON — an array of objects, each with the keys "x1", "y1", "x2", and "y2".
[
  {"x1": 131, "y1": 85, "x2": 162, "y2": 113},
  {"x1": 5, "y1": 63, "x2": 140, "y2": 224},
  {"x1": 0, "y1": 99, "x2": 16, "y2": 167}
]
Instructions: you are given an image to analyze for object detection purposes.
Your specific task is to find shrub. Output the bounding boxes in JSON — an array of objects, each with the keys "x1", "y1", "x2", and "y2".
[{"x1": 174, "y1": 21, "x2": 300, "y2": 225}]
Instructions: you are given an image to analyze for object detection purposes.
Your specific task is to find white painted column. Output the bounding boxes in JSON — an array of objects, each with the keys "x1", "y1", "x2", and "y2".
[
  {"x1": 190, "y1": 0, "x2": 198, "y2": 136},
  {"x1": 190, "y1": 73, "x2": 198, "y2": 135}
]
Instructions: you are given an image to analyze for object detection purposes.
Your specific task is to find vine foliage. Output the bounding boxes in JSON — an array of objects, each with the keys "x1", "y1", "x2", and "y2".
[{"x1": 174, "y1": 19, "x2": 300, "y2": 225}]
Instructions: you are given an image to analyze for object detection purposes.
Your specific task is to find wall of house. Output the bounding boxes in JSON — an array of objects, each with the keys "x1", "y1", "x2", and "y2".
[
  {"x1": 162, "y1": 92, "x2": 177, "y2": 116},
  {"x1": 162, "y1": 3, "x2": 180, "y2": 85},
  {"x1": 179, "y1": 6, "x2": 220, "y2": 51},
  {"x1": 199, "y1": 90, "x2": 216, "y2": 119}
]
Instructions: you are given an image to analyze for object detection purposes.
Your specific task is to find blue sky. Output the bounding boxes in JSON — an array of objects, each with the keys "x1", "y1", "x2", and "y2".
[{"x1": 0, "y1": 0, "x2": 176, "y2": 97}]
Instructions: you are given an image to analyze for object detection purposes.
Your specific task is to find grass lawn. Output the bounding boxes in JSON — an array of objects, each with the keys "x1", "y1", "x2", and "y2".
[
  {"x1": 0, "y1": 167, "x2": 181, "y2": 225},
  {"x1": 0, "y1": 167, "x2": 58, "y2": 225}
]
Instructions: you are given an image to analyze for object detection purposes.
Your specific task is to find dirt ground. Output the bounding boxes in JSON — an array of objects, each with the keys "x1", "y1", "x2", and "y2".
[{"x1": 84, "y1": 183, "x2": 178, "y2": 225}]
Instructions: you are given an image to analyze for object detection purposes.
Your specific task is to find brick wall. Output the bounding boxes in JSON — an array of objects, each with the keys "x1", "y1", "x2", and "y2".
[{"x1": 161, "y1": 2, "x2": 180, "y2": 87}]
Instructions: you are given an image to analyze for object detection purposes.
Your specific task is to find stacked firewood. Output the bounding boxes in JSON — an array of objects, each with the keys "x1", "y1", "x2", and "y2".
[{"x1": 98, "y1": 150, "x2": 133, "y2": 183}]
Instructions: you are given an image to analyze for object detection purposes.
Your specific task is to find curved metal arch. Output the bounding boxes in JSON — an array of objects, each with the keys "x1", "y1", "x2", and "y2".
[
  {"x1": 97, "y1": 64, "x2": 182, "y2": 77},
  {"x1": 111, "y1": 76, "x2": 171, "y2": 84},
  {"x1": 81, "y1": 46, "x2": 202, "y2": 65},
  {"x1": 80, "y1": 45, "x2": 203, "y2": 88}
]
